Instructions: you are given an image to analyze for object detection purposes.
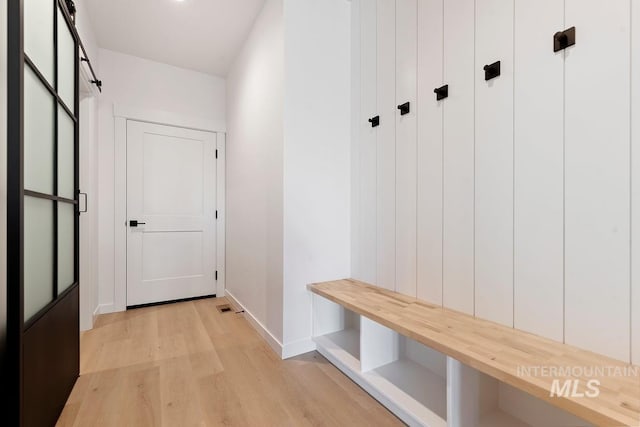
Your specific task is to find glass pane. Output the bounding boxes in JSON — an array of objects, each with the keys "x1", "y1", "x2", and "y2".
[
  {"x1": 58, "y1": 107, "x2": 75, "y2": 199},
  {"x1": 57, "y1": 8, "x2": 75, "y2": 112},
  {"x1": 24, "y1": 66, "x2": 55, "y2": 195},
  {"x1": 58, "y1": 203, "x2": 75, "y2": 294},
  {"x1": 24, "y1": 0, "x2": 54, "y2": 84},
  {"x1": 24, "y1": 196, "x2": 54, "y2": 321}
]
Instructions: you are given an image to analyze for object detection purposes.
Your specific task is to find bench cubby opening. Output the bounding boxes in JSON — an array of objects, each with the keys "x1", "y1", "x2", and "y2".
[
  {"x1": 448, "y1": 359, "x2": 593, "y2": 427},
  {"x1": 361, "y1": 318, "x2": 448, "y2": 426},
  {"x1": 311, "y1": 295, "x2": 360, "y2": 364}
]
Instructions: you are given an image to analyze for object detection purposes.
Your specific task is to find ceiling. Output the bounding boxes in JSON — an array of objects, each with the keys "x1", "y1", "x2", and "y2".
[{"x1": 84, "y1": 0, "x2": 266, "y2": 76}]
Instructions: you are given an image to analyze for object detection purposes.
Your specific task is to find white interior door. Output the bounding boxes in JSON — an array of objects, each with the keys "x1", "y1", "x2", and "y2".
[{"x1": 126, "y1": 121, "x2": 217, "y2": 307}]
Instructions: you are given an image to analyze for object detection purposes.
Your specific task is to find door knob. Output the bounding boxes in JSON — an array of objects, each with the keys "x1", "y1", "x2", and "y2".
[
  {"x1": 129, "y1": 220, "x2": 146, "y2": 227},
  {"x1": 368, "y1": 116, "x2": 380, "y2": 127}
]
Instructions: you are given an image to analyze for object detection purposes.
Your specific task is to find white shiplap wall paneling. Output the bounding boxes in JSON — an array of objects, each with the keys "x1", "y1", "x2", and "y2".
[
  {"x1": 442, "y1": 0, "x2": 475, "y2": 315},
  {"x1": 416, "y1": 0, "x2": 444, "y2": 305},
  {"x1": 376, "y1": 0, "x2": 397, "y2": 291},
  {"x1": 352, "y1": 0, "x2": 637, "y2": 363},
  {"x1": 513, "y1": 0, "x2": 564, "y2": 341},
  {"x1": 358, "y1": 0, "x2": 378, "y2": 284},
  {"x1": 564, "y1": 0, "x2": 631, "y2": 362},
  {"x1": 474, "y1": 0, "x2": 515, "y2": 327},
  {"x1": 632, "y1": 0, "x2": 640, "y2": 366},
  {"x1": 395, "y1": 0, "x2": 418, "y2": 297}
]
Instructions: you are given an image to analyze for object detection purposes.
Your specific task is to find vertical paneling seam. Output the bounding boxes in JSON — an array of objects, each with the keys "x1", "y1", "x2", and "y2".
[
  {"x1": 415, "y1": 0, "x2": 418, "y2": 298},
  {"x1": 392, "y1": 0, "x2": 396, "y2": 291},
  {"x1": 361, "y1": 0, "x2": 365, "y2": 283},
  {"x1": 375, "y1": 0, "x2": 380, "y2": 285},
  {"x1": 441, "y1": 0, "x2": 445, "y2": 306},
  {"x1": 512, "y1": 0, "x2": 516, "y2": 329},
  {"x1": 562, "y1": 0, "x2": 567, "y2": 344},
  {"x1": 473, "y1": 0, "x2": 477, "y2": 317},
  {"x1": 629, "y1": 0, "x2": 633, "y2": 363}
]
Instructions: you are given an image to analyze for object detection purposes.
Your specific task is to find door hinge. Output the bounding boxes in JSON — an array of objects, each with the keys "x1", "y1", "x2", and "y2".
[
  {"x1": 215, "y1": 270, "x2": 218, "y2": 281},
  {"x1": 215, "y1": 149, "x2": 218, "y2": 159}
]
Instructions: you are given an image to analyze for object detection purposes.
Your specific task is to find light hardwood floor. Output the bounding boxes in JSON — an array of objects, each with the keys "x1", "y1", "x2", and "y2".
[{"x1": 56, "y1": 297, "x2": 403, "y2": 427}]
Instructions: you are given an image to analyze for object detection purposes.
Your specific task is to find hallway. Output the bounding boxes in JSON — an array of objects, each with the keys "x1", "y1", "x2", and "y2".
[{"x1": 56, "y1": 298, "x2": 402, "y2": 426}]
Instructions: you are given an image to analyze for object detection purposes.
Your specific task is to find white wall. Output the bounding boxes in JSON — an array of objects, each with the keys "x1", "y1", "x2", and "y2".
[
  {"x1": 79, "y1": 92, "x2": 99, "y2": 331},
  {"x1": 225, "y1": 0, "x2": 351, "y2": 356},
  {"x1": 226, "y1": 0, "x2": 285, "y2": 345},
  {"x1": 97, "y1": 49, "x2": 226, "y2": 313},
  {"x1": 76, "y1": 0, "x2": 99, "y2": 63},
  {"x1": 76, "y1": 0, "x2": 101, "y2": 331},
  {"x1": 282, "y1": 0, "x2": 351, "y2": 355}
]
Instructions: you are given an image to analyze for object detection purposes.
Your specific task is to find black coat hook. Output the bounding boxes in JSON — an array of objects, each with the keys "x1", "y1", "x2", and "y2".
[
  {"x1": 554, "y1": 27, "x2": 576, "y2": 52},
  {"x1": 368, "y1": 116, "x2": 380, "y2": 128},
  {"x1": 483, "y1": 61, "x2": 501, "y2": 81},
  {"x1": 397, "y1": 102, "x2": 410, "y2": 115},
  {"x1": 434, "y1": 85, "x2": 448, "y2": 101}
]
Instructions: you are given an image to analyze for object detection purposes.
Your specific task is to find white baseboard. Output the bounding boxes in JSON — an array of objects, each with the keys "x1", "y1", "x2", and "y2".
[
  {"x1": 224, "y1": 290, "x2": 284, "y2": 358},
  {"x1": 98, "y1": 303, "x2": 117, "y2": 315},
  {"x1": 92, "y1": 304, "x2": 101, "y2": 323}
]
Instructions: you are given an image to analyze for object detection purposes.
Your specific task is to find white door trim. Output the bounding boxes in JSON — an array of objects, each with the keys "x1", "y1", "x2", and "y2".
[
  {"x1": 114, "y1": 104, "x2": 226, "y2": 134},
  {"x1": 113, "y1": 105, "x2": 225, "y2": 312},
  {"x1": 216, "y1": 134, "x2": 226, "y2": 298}
]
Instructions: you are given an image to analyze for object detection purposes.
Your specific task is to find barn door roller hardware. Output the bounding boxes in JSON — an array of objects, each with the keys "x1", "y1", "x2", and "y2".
[
  {"x1": 89, "y1": 77, "x2": 103, "y2": 90},
  {"x1": 434, "y1": 85, "x2": 448, "y2": 101},
  {"x1": 59, "y1": 0, "x2": 103, "y2": 92},
  {"x1": 64, "y1": 0, "x2": 76, "y2": 21},
  {"x1": 554, "y1": 27, "x2": 576, "y2": 52},
  {"x1": 397, "y1": 102, "x2": 410, "y2": 115},
  {"x1": 484, "y1": 61, "x2": 501, "y2": 81},
  {"x1": 368, "y1": 116, "x2": 380, "y2": 128}
]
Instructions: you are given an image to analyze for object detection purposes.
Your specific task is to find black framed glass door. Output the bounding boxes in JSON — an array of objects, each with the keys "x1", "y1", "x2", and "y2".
[{"x1": 6, "y1": 0, "x2": 80, "y2": 425}]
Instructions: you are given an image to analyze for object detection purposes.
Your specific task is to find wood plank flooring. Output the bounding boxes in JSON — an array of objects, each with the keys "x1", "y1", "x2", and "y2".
[{"x1": 56, "y1": 297, "x2": 403, "y2": 427}]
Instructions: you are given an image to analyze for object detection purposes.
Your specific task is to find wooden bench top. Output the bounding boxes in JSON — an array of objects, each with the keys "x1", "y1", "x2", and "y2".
[{"x1": 308, "y1": 279, "x2": 640, "y2": 427}]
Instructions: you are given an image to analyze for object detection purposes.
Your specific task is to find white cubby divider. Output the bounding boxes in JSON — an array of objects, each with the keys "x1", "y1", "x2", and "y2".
[{"x1": 360, "y1": 317, "x2": 398, "y2": 372}]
